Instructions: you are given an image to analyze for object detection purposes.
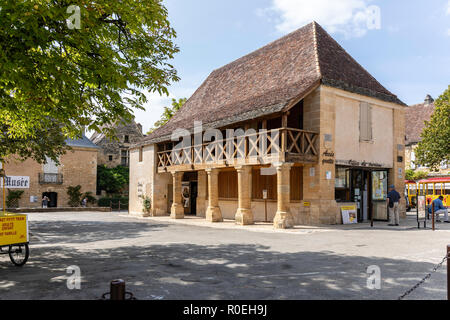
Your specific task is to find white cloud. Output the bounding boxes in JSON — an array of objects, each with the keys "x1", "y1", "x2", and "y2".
[
  {"x1": 447, "y1": 0, "x2": 450, "y2": 15},
  {"x1": 261, "y1": 0, "x2": 381, "y2": 38}
]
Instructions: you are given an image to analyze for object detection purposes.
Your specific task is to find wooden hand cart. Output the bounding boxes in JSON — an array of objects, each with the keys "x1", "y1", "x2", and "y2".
[{"x1": 0, "y1": 213, "x2": 29, "y2": 266}]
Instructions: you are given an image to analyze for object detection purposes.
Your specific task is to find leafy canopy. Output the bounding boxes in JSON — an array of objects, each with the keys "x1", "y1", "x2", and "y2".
[
  {"x1": 147, "y1": 97, "x2": 186, "y2": 133},
  {"x1": 415, "y1": 86, "x2": 450, "y2": 170},
  {"x1": 0, "y1": 0, "x2": 179, "y2": 163},
  {"x1": 97, "y1": 165, "x2": 129, "y2": 195},
  {"x1": 405, "y1": 169, "x2": 428, "y2": 181}
]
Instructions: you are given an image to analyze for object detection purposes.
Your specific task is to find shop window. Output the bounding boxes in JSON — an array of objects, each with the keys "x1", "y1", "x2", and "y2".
[
  {"x1": 335, "y1": 166, "x2": 350, "y2": 202},
  {"x1": 359, "y1": 102, "x2": 372, "y2": 142}
]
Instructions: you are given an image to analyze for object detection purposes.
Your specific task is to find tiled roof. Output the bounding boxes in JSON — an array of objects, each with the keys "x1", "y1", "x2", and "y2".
[
  {"x1": 66, "y1": 135, "x2": 99, "y2": 149},
  {"x1": 141, "y1": 21, "x2": 404, "y2": 145},
  {"x1": 405, "y1": 100, "x2": 435, "y2": 145}
]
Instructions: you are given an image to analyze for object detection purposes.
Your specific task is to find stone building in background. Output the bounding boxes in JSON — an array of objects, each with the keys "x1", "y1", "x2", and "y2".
[
  {"x1": 91, "y1": 118, "x2": 144, "y2": 168},
  {"x1": 128, "y1": 22, "x2": 406, "y2": 227},
  {"x1": 405, "y1": 95, "x2": 449, "y2": 177},
  {"x1": 0, "y1": 135, "x2": 98, "y2": 209}
]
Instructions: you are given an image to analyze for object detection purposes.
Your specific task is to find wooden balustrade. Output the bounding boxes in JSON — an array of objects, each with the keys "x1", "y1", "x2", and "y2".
[{"x1": 157, "y1": 128, "x2": 318, "y2": 170}]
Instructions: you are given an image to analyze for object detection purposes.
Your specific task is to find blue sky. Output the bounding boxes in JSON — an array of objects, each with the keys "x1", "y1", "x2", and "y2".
[{"x1": 134, "y1": 0, "x2": 450, "y2": 133}]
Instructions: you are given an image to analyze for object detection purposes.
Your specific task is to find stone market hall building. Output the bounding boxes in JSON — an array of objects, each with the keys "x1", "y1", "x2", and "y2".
[{"x1": 129, "y1": 22, "x2": 407, "y2": 227}]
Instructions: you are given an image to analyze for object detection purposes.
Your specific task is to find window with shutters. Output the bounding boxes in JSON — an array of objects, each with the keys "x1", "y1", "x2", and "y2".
[{"x1": 359, "y1": 102, "x2": 372, "y2": 142}]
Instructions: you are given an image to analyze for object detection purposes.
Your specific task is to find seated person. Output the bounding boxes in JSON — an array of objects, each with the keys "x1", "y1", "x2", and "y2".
[{"x1": 429, "y1": 196, "x2": 449, "y2": 223}]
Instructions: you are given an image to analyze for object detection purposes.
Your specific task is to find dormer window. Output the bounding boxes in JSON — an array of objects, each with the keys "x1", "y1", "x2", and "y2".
[{"x1": 124, "y1": 135, "x2": 129, "y2": 143}]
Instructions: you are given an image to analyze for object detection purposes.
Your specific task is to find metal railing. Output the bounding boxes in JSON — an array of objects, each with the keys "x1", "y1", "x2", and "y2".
[
  {"x1": 38, "y1": 173, "x2": 63, "y2": 185},
  {"x1": 157, "y1": 128, "x2": 319, "y2": 169}
]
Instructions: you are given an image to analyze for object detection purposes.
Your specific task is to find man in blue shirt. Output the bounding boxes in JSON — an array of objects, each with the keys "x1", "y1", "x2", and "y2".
[
  {"x1": 387, "y1": 185, "x2": 401, "y2": 226},
  {"x1": 432, "y1": 196, "x2": 449, "y2": 223}
]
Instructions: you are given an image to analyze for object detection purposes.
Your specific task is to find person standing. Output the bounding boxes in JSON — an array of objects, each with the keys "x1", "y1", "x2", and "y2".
[
  {"x1": 42, "y1": 196, "x2": 49, "y2": 208},
  {"x1": 432, "y1": 196, "x2": 449, "y2": 223},
  {"x1": 387, "y1": 185, "x2": 401, "y2": 226},
  {"x1": 81, "y1": 197, "x2": 88, "y2": 208}
]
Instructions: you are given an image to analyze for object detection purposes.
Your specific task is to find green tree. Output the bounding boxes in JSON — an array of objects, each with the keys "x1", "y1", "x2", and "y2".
[
  {"x1": 0, "y1": 0, "x2": 179, "y2": 163},
  {"x1": 97, "y1": 165, "x2": 129, "y2": 195},
  {"x1": 415, "y1": 86, "x2": 450, "y2": 170},
  {"x1": 67, "y1": 185, "x2": 83, "y2": 207},
  {"x1": 405, "y1": 169, "x2": 428, "y2": 181},
  {"x1": 147, "y1": 97, "x2": 186, "y2": 133}
]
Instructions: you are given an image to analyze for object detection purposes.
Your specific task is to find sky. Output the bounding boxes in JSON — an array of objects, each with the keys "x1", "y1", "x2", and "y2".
[{"x1": 133, "y1": 0, "x2": 450, "y2": 133}]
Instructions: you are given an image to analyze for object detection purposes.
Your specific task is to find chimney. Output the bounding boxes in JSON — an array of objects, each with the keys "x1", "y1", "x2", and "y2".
[{"x1": 424, "y1": 95, "x2": 434, "y2": 105}]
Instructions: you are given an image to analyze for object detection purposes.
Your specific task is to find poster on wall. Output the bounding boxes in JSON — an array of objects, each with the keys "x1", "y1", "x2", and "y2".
[
  {"x1": 371, "y1": 171, "x2": 387, "y2": 201},
  {"x1": 341, "y1": 205, "x2": 358, "y2": 225},
  {"x1": 182, "y1": 182, "x2": 190, "y2": 208}
]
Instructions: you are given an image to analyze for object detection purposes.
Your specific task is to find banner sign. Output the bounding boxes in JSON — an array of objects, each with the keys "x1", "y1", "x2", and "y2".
[
  {"x1": 0, "y1": 176, "x2": 30, "y2": 189},
  {"x1": 0, "y1": 213, "x2": 28, "y2": 246}
]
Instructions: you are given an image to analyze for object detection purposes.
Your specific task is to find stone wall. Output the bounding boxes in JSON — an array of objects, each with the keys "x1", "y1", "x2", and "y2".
[
  {"x1": 0, "y1": 147, "x2": 98, "y2": 209},
  {"x1": 94, "y1": 120, "x2": 143, "y2": 168}
]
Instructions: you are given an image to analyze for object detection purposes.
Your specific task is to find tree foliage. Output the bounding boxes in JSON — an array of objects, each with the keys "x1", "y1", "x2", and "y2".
[
  {"x1": 97, "y1": 165, "x2": 129, "y2": 195},
  {"x1": 405, "y1": 169, "x2": 428, "y2": 181},
  {"x1": 67, "y1": 185, "x2": 83, "y2": 207},
  {"x1": 0, "y1": 0, "x2": 179, "y2": 163},
  {"x1": 415, "y1": 86, "x2": 450, "y2": 170},
  {"x1": 147, "y1": 97, "x2": 186, "y2": 133}
]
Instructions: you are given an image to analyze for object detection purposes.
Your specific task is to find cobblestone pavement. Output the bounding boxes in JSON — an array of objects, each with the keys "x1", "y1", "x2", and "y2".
[{"x1": 1, "y1": 211, "x2": 449, "y2": 300}]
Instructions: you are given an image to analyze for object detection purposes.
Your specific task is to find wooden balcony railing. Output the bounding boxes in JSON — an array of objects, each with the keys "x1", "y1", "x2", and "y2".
[{"x1": 157, "y1": 128, "x2": 318, "y2": 170}]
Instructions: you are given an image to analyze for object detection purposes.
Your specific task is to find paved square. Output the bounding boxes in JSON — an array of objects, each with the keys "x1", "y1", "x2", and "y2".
[{"x1": 1, "y1": 211, "x2": 449, "y2": 300}]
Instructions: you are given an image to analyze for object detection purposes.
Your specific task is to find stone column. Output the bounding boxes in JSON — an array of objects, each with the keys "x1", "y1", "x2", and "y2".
[
  {"x1": 205, "y1": 168, "x2": 223, "y2": 222},
  {"x1": 196, "y1": 170, "x2": 207, "y2": 217},
  {"x1": 170, "y1": 171, "x2": 184, "y2": 219},
  {"x1": 273, "y1": 163, "x2": 294, "y2": 229},
  {"x1": 235, "y1": 165, "x2": 253, "y2": 225}
]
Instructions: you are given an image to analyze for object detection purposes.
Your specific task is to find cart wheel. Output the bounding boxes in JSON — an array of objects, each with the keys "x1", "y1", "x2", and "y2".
[{"x1": 8, "y1": 244, "x2": 29, "y2": 267}]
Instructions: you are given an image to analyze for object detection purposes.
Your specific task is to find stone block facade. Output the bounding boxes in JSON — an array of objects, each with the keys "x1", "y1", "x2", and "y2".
[{"x1": 1, "y1": 147, "x2": 98, "y2": 209}]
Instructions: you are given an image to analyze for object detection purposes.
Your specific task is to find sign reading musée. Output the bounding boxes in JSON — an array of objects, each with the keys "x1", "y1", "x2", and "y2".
[{"x1": 0, "y1": 176, "x2": 30, "y2": 189}]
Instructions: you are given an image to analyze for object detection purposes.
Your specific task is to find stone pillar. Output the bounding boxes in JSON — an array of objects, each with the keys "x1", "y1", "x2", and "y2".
[
  {"x1": 170, "y1": 171, "x2": 184, "y2": 219},
  {"x1": 235, "y1": 165, "x2": 253, "y2": 225},
  {"x1": 196, "y1": 170, "x2": 207, "y2": 217},
  {"x1": 205, "y1": 168, "x2": 223, "y2": 222},
  {"x1": 273, "y1": 163, "x2": 294, "y2": 229}
]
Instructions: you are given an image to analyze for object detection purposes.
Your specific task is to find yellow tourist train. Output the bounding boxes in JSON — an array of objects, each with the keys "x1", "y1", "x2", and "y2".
[{"x1": 405, "y1": 177, "x2": 450, "y2": 211}]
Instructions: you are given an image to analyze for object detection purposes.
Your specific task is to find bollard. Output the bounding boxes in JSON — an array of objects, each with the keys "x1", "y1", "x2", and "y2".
[
  {"x1": 432, "y1": 202, "x2": 435, "y2": 231},
  {"x1": 118, "y1": 200, "x2": 121, "y2": 212},
  {"x1": 110, "y1": 200, "x2": 112, "y2": 212},
  {"x1": 110, "y1": 279, "x2": 126, "y2": 300},
  {"x1": 101, "y1": 279, "x2": 136, "y2": 300},
  {"x1": 447, "y1": 245, "x2": 450, "y2": 301}
]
